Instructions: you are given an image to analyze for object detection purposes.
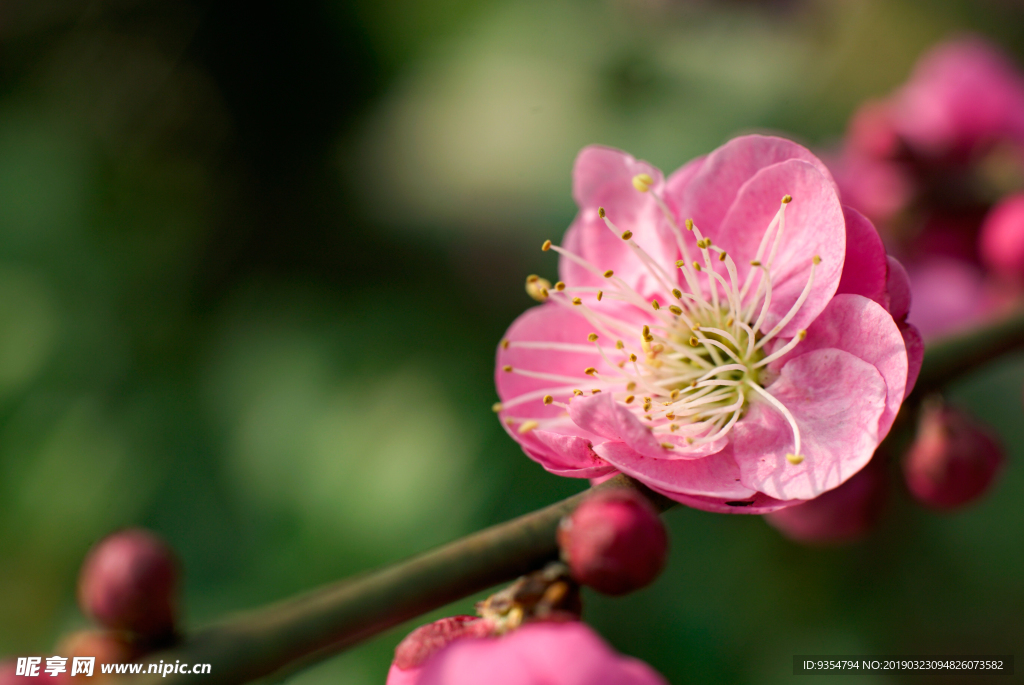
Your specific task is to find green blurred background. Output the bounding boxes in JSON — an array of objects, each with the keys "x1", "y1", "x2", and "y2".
[{"x1": 0, "y1": 0, "x2": 1022, "y2": 682}]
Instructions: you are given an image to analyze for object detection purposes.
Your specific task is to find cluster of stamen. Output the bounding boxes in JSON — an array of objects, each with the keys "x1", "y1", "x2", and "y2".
[{"x1": 498, "y1": 173, "x2": 818, "y2": 465}]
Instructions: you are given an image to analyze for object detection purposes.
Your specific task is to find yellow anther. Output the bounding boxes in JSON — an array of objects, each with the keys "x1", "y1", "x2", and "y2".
[
  {"x1": 782, "y1": 194, "x2": 792, "y2": 204},
  {"x1": 726, "y1": 317, "x2": 734, "y2": 327},
  {"x1": 629, "y1": 353, "x2": 638, "y2": 362},
  {"x1": 542, "y1": 240, "x2": 552, "y2": 251},
  {"x1": 572, "y1": 297, "x2": 582, "y2": 305},
  {"x1": 615, "y1": 340, "x2": 624, "y2": 349},
  {"x1": 665, "y1": 412, "x2": 676, "y2": 420},
  {"x1": 668, "y1": 305, "x2": 682, "y2": 315},
  {"x1": 555, "y1": 281, "x2": 566, "y2": 291},
  {"x1": 598, "y1": 207, "x2": 606, "y2": 218},
  {"x1": 693, "y1": 262, "x2": 702, "y2": 271},
  {"x1": 596, "y1": 290, "x2": 603, "y2": 301},
  {"x1": 670, "y1": 424, "x2": 679, "y2": 432},
  {"x1": 603, "y1": 269, "x2": 614, "y2": 278},
  {"x1": 651, "y1": 300, "x2": 661, "y2": 310},
  {"x1": 675, "y1": 260, "x2": 685, "y2": 268},
  {"x1": 685, "y1": 218, "x2": 694, "y2": 231},
  {"x1": 518, "y1": 420, "x2": 540, "y2": 434},
  {"x1": 501, "y1": 339, "x2": 510, "y2": 349},
  {"x1": 503, "y1": 365, "x2": 513, "y2": 372},
  {"x1": 632, "y1": 173, "x2": 654, "y2": 193},
  {"x1": 624, "y1": 395, "x2": 635, "y2": 404},
  {"x1": 686, "y1": 437, "x2": 694, "y2": 444},
  {"x1": 672, "y1": 288, "x2": 682, "y2": 299},
  {"x1": 798, "y1": 329, "x2": 807, "y2": 340},
  {"x1": 812, "y1": 255, "x2": 821, "y2": 265},
  {"x1": 573, "y1": 389, "x2": 583, "y2": 396},
  {"x1": 626, "y1": 382, "x2": 637, "y2": 391},
  {"x1": 670, "y1": 389, "x2": 680, "y2": 400},
  {"x1": 591, "y1": 389, "x2": 602, "y2": 394},
  {"x1": 585, "y1": 367, "x2": 597, "y2": 376},
  {"x1": 786, "y1": 453, "x2": 805, "y2": 465},
  {"x1": 661, "y1": 443, "x2": 675, "y2": 450},
  {"x1": 642, "y1": 324, "x2": 650, "y2": 337},
  {"x1": 543, "y1": 395, "x2": 554, "y2": 405},
  {"x1": 689, "y1": 336, "x2": 699, "y2": 347},
  {"x1": 718, "y1": 251, "x2": 727, "y2": 262},
  {"x1": 750, "y1": 260, "x2": 761, "y2": 267},
  {"x1": 526, "y1": 275, "x2": 552, "y2": 301},
  {"x1": 505, "y1": 417, "x2": 516, "y2": 427},
  {"x1": 587, "y1": 333, "x2": 599, "y2": 342},
  {"x1": 621, "y1": 230, "x2": 633, "y2": 240},
  {"x1": 492, "y1": 402, "x2": 503, "y2": 413},
  {"x1": 644, "y1": 415, "x2": 653, "y2": 421}
]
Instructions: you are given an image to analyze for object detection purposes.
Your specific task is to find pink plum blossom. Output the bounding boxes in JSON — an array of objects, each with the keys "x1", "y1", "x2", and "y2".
[
  {"x1": 388, "y1": 621, "x2": 667, "y2": 685},
  {"x1": 495, "y1": 136, "x2": 917, "y2": 513}
]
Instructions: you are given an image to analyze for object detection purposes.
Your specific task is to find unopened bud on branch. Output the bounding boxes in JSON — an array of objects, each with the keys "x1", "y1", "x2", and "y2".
[
  {"x1": 903, "y1": 400, "x2": 1004, "y2": 510},
  {"x1": 557, "y1": 489, "x2": 667, "y2": 595},
  {"x1": 78, "y1": 528, "x2": 179, "y2": 640}
]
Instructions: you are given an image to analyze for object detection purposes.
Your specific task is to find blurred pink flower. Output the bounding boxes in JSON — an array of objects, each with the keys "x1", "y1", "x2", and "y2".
[
  {"x1": 893, "y1": 37, "x2": 1024, "y2": 158},
  {"x1": 389, "y1": 621, "x2": 667, "y2": 685},
  {"x1": 980, "y1": 192, "x2": 1024, "y2": 281},
  {"x1": 496, "y1": 136, "x2": 915, "y2": 513},
  {"x1": 764, "y1": 454, "x2": 888, "y2": 544}
]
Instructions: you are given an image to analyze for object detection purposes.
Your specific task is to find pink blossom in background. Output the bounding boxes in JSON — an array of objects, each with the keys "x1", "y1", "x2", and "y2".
[
  {"x1": 389, "y1": 621, "x2": 667, "y2": 685},
  {"x1": 828, "y1": 36, "x2": 1024, "y2": 340},
  {"x1": 495, "y1": 135, "x2": 915, "y2": 513},
  {"x1": 892, "y1": 37, "x2": 1024, "y2": 158}
]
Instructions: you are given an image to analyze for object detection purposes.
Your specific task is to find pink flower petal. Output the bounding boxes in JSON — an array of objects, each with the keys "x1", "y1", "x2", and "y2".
[
  {"x1": 563, "y1": 146, "x2": 677, "y2": 299},
  {"x1": 645, "y1": 489, "x2": 798, "y2": 515},
  {"x1": 885, "y1": 255, "x2": 912, "y2": 321},
  {"x1": 531, "y1": 430, "x2": 617, "y2": 478},
  {"x1": 901, "y1": 322, "x2": 924, "y2": 396},
  {"x1": 836, "y1": 206, "x2": 888, "y2": 306},
  {"x1": 714, "y1": 159, "x2": 845, "y2": 337},
  {"x1": 496, "y1": 304, "x2": 612, "y2": 475},
  {"x1": 734, "y1": 348, "x2": 887, "y2": 501},
  {"x1": 417, "y1": 622, "x2": 667, "y2": 685},
  {"x1": 569, "y1": 393, "x2": 726, "y2": 460},
  {"x1": 592, "y1": 442, "x2": 756, "y2": 499},
  {"x1": 671, "y1": 135, "x2": 838, "y2": 235},
  {"x1": 767, "y1": 294, "x2": 908, "y2": 439}
]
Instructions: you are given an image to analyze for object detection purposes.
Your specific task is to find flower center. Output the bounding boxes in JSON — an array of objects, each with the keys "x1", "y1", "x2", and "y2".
[{"x1": 499, "y1": 176, "x2": 818, "y2": 463}]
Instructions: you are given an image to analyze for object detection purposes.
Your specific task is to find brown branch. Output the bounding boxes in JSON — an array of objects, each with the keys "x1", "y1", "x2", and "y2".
[{"x1": 125, "y1": 476, "x2": 673, "y2": 684}]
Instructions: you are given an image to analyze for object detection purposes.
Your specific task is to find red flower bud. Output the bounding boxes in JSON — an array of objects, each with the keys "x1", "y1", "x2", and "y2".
[
  {"x1": 903, "y1": 402, "x2": 1004, "y2": 510},
  {"x1": 77, "y1": 529, "x2": 179, "y2": 639},
  {"x1": 764, "y1": 457, "x2": 888, "y2": 545},
  {"x1": 557, "y1": 489, "x2": 667, "y2": 595}
]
